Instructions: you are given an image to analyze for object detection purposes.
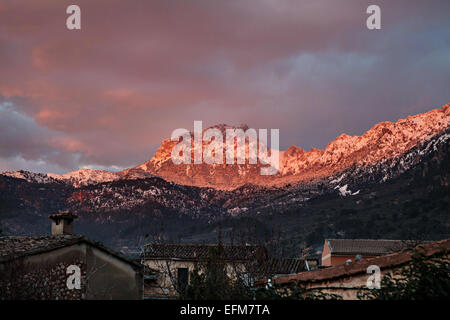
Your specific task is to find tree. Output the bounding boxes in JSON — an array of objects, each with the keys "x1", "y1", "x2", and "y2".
[
  {"x1": 182, "y1": 243, "x2": 341, "y2": 300},
  {"x1": 181, "y1": 244, "x2": 253, "y2": 300}
]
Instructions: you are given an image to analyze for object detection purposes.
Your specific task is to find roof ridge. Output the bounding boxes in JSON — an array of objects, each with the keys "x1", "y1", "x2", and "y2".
[{"x1": 0, "y1": 235, "x2": 141, "y2": 270}]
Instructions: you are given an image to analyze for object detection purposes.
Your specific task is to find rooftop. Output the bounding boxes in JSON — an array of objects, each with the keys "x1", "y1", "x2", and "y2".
[
  {"x1": 325, "y1": 239, "x2": 417, "y2": 256},
  {"x1": 48, "y1": 211, "x2": 78, "y2": 220},
  {"x1": 257, "y1": 258, "x2": 307, "y2": 278},
  {"x1": 0, "y1": 235, "x2": 83, "y2": 262},
  {"x1": 0, "y1": 235, "x2": 141, "y2": 270},
  {"x1": 142, "y1": 243, "x2": 267, "y2": 261},
  {"x1": 270, "y1": 238, "x2": 450, "y2": 285}
]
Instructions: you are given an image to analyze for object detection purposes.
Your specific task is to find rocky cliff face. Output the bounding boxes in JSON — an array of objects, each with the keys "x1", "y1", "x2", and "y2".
[
  {"x1": 131, "y1": 104, "x2": 450, "y2": 189},
  {"x1": 1, "y1": 105, "x2": 449, "y2": 252},
  {"x1": 120, "y1": 124, "x2": 267, "y2": 189},
  {"x1": 2, "y1": 104, "x2": 449, "y2": 191},
  {"x1": 280, "y1": 104, "x2": 450, "y2": 176}
]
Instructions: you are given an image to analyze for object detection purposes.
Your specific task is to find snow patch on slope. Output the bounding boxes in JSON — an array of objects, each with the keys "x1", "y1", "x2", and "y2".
[
  {"x1": 334, "y1": 184, "x2": 360, "y2": 197},
  {"x1": 1, "y1": 170, "x2": 60, "y2": 184},
  {"x1": 48, "y1": 169, "x2": 120, "y2": 187}
]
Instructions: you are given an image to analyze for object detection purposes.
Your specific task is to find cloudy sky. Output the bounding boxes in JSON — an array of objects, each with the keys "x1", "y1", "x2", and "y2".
[{"x1": 0, "y1": 0, "x2": 449, "y2": 174}]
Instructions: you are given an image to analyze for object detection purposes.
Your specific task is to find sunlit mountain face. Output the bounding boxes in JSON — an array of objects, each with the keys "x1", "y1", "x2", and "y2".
[
  {"x1": 4, "y1": 104, "x2": 448, "y2": 190},
  {"x1": 1, "y1": 104, "x2": 449, "y2": 253},
  {"x1": 134, "y1": 104, "x2": 450, "y2": 189},
  {"x1": 1, "y1": 1, "x2": 450, "y2": 177}
]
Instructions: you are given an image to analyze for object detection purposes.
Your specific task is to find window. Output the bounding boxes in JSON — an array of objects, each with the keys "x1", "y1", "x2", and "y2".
[{"x1": 177, "y1": 268, "x2": 189, "y2": 292}]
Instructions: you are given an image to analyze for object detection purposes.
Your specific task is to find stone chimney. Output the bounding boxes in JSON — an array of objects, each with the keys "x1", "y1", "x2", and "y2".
[{"x1": 48, "y1": 211, "x2": 78, "y2": 235}]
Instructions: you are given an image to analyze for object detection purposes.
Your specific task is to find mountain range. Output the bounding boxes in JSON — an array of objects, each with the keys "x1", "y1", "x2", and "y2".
[{"x1": 1, "y1": 103, "x2": 449, "y2": 255}]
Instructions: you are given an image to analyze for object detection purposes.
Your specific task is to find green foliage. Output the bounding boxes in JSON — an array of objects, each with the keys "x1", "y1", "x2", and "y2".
[{"x1": 358, "y1": 250, "x2": 450, "y2": 300}]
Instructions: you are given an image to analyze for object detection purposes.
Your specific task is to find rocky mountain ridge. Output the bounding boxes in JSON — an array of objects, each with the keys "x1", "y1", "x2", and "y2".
[
  {"x1": 3, "y1": 104, "x2": 448, "y2": 191},
  {"x1": 0, "y1": 115, "x2": 448, "y2": 253}
]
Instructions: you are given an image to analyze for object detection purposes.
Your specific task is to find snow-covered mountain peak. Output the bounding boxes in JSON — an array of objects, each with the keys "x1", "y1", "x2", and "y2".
[
  {"x1": 2, "y1": 104, "x2": 448, "y2": 190},
  {"x1": 280, "y1": 103, "x2": 450, "y2": 177},
  {"x1": 0, "y1": 170, "x2": 61, "y2": 184},
  {"x1": 130, "y1": 103, "x2": 450, "y2": 189},
  {"x1": 48, "y1": 169, "x2": 120, "y2": 187}
]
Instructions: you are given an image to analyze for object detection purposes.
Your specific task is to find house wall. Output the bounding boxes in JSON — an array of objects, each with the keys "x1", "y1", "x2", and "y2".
[
  {"x1": 321, "y1": 241, "x2": 378, "y2": 266},
  {"x1": 144, "y1": 259, "x2": 247, "y2": 298},
  {"x1": 85, "y1": 245, "x2": 142, "y2": 300},
  {"x1": 321, "y1": 241, "x2": 331, "y2": 266},
  {"x1": 302, "y1": 269, "x2": 392, "y2": 300},
  {"x1": 0, "y1": 243, "x2": 142, "y2": 300},
  {"x1": 145, "y1": 259, "x2": 195, "y2": 298},
  {"x1": 0, "y1": 244, "x2": 86, "y2": 300},
  {"x1": 298, "y1": 252, "x2": 449, "y2": 300}
]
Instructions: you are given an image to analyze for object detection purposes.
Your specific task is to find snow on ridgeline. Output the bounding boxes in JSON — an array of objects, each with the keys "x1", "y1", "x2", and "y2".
[
  {"x1": 280, "y1": 104, "x2": 450, "y2": 176},
  {"x1": 48, "y1": 169, "x2": 121, "y2": 187},
  {"x1": 0, "y1": 170, "x2": 61, "y2": 184},
  {"x1": 1, "y1": 169, "x2": 120, "y2": 187},
  {"x1": 1, "y1": 167, "x2": 157, "y2": 187},
  {"x1": 2, "y1": 104, "x2": 449, "y2": 190}
]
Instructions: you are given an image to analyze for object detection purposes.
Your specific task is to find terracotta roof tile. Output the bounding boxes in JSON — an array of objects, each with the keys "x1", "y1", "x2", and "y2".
[
  {"x1": 271, "y1": 238, "x2": 450, "y2": 285},
  {"x1": 326, "y1": 239, "x2": 411, "y2": 255},
  {"x1": 257, "y1": 258, "x2": 307, "y2": 277}
]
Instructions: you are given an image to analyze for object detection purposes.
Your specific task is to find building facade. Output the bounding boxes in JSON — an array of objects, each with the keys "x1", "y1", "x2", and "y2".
[
  {"x1": 142, "y1": 243, "x2": 268, "y2": 299},
  {"x1": 321, "y1": 239, "x2": 409, "y2": 266},
  {"x1": 268, "y1": 238, "x2": 450, "y2": 300},
  {"x1": 0, "y1": 212, "x2": 143, "y2": 300}
]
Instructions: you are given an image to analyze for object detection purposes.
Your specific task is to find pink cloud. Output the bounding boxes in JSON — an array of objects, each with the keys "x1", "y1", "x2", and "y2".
[{"x1": 0, "y1": 0, "x2": 449, "y2": 173}]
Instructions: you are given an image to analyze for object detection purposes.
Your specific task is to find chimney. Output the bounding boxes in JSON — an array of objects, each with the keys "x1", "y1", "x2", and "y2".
[{"x1": 48, "y1": 211, "x2": 78, "y2": 235}]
